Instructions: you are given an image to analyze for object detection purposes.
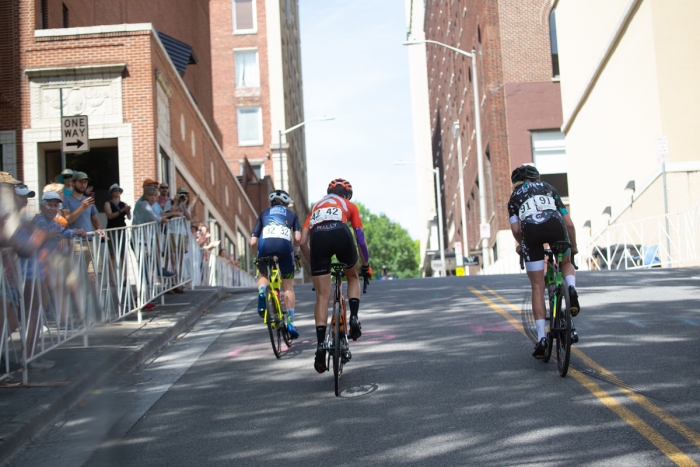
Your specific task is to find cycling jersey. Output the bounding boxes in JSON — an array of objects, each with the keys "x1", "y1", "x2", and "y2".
[
  {"x1": 304, "y1": 194, "x2": 362, "y2": 230},
  {"x1": 507, "y1": 181, "x2": 568, "y2": 226},
  {"x1": 252, "y1": 205, "x2": 300, "y2": 277},
  {"x1": 304, "y1": 194, "x2": 369, "y2": 276},
  {"x1": 508, "y1": 181, "x2": 569, "y2": 270}
]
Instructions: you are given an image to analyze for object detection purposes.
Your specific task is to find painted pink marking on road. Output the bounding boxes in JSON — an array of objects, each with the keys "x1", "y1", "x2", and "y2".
[
  {"x1": 227, "y1": 343, "x2": 271, "y2": 358},
  {"x1": 350, "y1": 332, "x2": 396, "y2": 346},
  {"x1": 471, "y1": 324, "x2": 519, "y2": 335}
]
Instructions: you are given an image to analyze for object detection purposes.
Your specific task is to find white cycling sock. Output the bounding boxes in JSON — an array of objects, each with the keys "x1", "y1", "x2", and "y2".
[
  {"x1": 535, "y1": 319, "x2": 546, "y2": 341},
  {"x1": 258, "y1": 285, "x2": 266, "y2": 295},
  {"x1": 564, "y1": 275, "x2": 576, "y2": 289}
]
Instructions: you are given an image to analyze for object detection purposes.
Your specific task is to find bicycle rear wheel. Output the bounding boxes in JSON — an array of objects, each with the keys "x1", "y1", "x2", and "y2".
[
  {"x1": 555, "y1": 284, "x2": 571, "y2": 377},
  {"x1": 266, "y1": 286, "x2": 282, "y2": 359},
  {"x1": 543, "y1": 285, "x2": 554, "y2": 363},
  {"x1": 332, "y1": 299, "x2": 342, "y2": 396}
]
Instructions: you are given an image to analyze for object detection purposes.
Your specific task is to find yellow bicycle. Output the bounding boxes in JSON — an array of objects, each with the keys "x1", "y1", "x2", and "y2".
[{"x1": 257, "y1": 256, "x2": 292, "y2": 358}]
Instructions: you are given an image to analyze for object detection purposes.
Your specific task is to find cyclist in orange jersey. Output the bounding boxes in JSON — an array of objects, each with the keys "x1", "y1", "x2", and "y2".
[{"x1": 299, "y1": 178, "x2": 372, "y2": 374}]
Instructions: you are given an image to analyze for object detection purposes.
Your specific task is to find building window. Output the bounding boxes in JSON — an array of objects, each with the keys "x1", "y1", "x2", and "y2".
[
  {"x1": 550, "y1": 10, "x2": 560, "y2": 77},
  {"x1": 62, "y1": 3, "x2": 69, "y2": 28},
  {"x1": 285, "y1": 0, "x2": 293, "y2": 24},
  {"x1": 159, "y1": 147, "x2": 171, "y2": 188},
  {"x1": 237, "y1": 106, "x2": 263, "y2": 146},
  {"x1": 232, "y1": 0, "x2": 257, "y2": 34},
  {"x1": 234, "y1": 49, "x2": 260, "y2": 88},
  {"x1": 531, "y1": 130, "x2": 568, "y2": 197},
  {"x1": 41, "y1": 0, "x2": 48, "y2": 29}
]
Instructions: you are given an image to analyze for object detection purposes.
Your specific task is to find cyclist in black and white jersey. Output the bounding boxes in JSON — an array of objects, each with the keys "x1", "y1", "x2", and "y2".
[{"x1": 507, "y1": 165, "x2": 580, "y2": 359}]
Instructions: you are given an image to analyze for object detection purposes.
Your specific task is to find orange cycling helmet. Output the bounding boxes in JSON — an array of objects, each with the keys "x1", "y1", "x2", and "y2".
[{"x1": 327, "y1": 178, "x2": 353, "y2": 200}]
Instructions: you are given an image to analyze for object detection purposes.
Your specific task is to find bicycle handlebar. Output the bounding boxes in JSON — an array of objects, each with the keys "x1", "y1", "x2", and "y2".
[
  {"x1": 518, "y1": 250, "x2": 578, "y2": 270},
  {"x1": 360, "y1": 273, "x2": 370, "y2": 294}
]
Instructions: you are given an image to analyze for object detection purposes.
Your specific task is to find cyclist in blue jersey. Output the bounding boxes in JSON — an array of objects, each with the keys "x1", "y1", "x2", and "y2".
[{"x1": 250, "y1": 190, "x2": 302, "y2": 339}]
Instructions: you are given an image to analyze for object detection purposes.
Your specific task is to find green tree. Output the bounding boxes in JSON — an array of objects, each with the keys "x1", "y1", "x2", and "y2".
[{"x1": 354, "y1": 203, "x2": 419, "y2": 278}]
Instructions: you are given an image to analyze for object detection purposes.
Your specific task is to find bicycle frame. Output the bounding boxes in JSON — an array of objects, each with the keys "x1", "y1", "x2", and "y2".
[
  {"x1": 544, "y1": 250, "x2": 565, "y2": 321},
  {"x1": 260, "y1": 258, "x2": 284, "y2": 325}
]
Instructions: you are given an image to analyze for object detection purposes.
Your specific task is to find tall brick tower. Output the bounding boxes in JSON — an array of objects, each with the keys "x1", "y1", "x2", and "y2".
[
  {"x1": 418, "y1": 0, "x2": 564, "y2": 274},
  {"x1": 210, "y1": 0, "x2": 308, "y2": 221}
]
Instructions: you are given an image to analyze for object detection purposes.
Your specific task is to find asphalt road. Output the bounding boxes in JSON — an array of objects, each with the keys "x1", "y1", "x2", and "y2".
[{"x1": 12, "y1": 268, "x2": 700, "y2": 466}]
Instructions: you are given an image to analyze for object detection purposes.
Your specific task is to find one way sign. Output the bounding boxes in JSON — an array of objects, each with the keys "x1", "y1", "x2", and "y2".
[{"x1": 61, "y1": 115, "x2": 90, "y2": 153}]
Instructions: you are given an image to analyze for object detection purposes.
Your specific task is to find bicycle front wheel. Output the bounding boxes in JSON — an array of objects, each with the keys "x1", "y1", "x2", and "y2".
[
  {"x1": 555, "y1": 284, "x2": 571, "y2": 377},
  {"x1": 332, "y1": 299, "x2": 342, "y2": 396},
  {"x1": 266, "y1": 286, "x2": 282, "y2": 359}
]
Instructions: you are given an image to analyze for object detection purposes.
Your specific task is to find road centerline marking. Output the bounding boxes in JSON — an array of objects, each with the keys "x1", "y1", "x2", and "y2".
[
  {"x1": 483, "y1": 286, "x2": 700, "y2": 451},
  {"x1": 469, "y1": 286, "x2": 697, "y2": 467}
]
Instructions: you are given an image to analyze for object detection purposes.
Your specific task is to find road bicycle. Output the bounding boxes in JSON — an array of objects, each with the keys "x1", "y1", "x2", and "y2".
[
  {"x1": 321, "y1": 262, "x2": 369, "y2": 396},
  {"x1": 521, "y1": 241, "x2": 578, "y2": 377},
  {"x1": 256, "y1": 256, "x2": 292, "y2": 358}
]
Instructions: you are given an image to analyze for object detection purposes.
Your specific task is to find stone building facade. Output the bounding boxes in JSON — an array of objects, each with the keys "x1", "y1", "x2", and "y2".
[
  {"x1": 210, "y1": 0, "x2": 308, "y2": 220},
  {"x1": 420, "y1": 0, "x2": 564, "y2": 273},
  {"x1": 0, "y1": 0, "x2": 260, "y2": 274}
]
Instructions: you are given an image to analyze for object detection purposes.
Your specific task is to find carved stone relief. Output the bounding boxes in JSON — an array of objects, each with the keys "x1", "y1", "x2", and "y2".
[{"x1": 30, "y1": 73, "x2": 123, "y2": 129}]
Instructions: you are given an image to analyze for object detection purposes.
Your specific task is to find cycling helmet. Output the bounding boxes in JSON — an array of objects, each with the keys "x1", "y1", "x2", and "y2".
[
  {"x1": 327, "y1": 178, "x2": 353, "y2": 200},
  {"x1": 269, "y1": 189, "x2": 292, "y2": 205},
  {"x1": 511, "y1": 164, "x2": 540, "y2": 183}
]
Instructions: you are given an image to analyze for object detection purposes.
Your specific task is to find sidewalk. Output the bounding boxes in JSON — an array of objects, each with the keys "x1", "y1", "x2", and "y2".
[{"x1": 0, "y1": 287, "x2": 255, "y2": 462}]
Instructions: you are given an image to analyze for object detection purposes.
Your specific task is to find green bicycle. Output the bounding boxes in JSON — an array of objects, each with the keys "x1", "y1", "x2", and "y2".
[
  {"x1": 257, "y1": 256, "x2": 292, "y2": 358},
  {"x1": 542, "y1": 241, "x2": 577, "y2": 377}
]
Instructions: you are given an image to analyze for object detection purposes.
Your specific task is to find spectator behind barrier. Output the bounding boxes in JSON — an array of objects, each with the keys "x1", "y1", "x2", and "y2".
[
  {"x1": 56, "y1": 169, "x2": 74, "y2": 197},
  {"x1": 14, "y1": 183, "x2": 36, "y2": 215},
  {"x1": 42, "y1": 183, "x2": 67, "y2": 228},
  {"x1": 61, "y1": 172, "x2": 103, "y2": 235},
  {"x1": 157, "y1": 183, "x2": 172, "y2": 211},
  {"x1": 104, "y1": 183, "x2": 131, "y2": 261}
]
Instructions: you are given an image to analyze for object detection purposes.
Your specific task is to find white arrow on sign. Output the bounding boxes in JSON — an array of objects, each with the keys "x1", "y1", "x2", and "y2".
[{"x1": 61, "y1": 115, "x2": 90, "y2": 154}]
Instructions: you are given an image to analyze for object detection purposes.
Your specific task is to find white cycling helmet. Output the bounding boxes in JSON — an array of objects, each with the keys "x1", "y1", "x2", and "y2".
[{"x1": 269, "y1": 189, "x2": 292, "y2": 205}]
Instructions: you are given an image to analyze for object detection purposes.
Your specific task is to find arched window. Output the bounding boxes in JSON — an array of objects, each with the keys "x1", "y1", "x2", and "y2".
[{"x1": 549, "y1": 9, "x2": 560, "y2": 77}]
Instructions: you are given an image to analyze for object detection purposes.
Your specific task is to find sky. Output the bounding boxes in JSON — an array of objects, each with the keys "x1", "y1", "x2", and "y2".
[{"x1": 298, "y1": 0, "x2": 421, "y2": 240}]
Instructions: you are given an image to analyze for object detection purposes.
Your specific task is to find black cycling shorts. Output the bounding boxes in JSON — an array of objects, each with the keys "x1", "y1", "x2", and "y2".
[
  {"x1": 309, "y1": 222, "x2": 358, "y2": 276},
  {"x1": 521, "y1": 216, "x2": 569, "y2": 266}
]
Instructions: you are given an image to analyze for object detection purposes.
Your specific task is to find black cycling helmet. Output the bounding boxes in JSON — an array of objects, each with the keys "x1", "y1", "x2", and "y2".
[
  {"x1": 269, "y1": 189, "x2": 292, "y2": 205},
  {"x1": 511, "y1": 164, "x2": 540, "y2": 183},
  {"x1": 327, "y1": 178, "x2": 353, "y2": 200}
]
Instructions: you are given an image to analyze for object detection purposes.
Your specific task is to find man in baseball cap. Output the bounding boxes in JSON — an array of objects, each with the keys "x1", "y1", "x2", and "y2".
[{"x1": 13, "y1": 183, "x2": 35, "y2": 211}]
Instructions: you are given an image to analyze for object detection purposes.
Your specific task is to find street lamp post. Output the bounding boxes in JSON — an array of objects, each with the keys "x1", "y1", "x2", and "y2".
[
  {"x1": 453, "y1": 122, "x2": 469, "y2": 275},
  {"x1": 278, "y1": 116, "x2": 335, "y2": 191},
  {"x1": 403, "y1": 39, "x2": 490, "y2": 268},
  {"x1": 394, "y1": 161, "x2": 445, "y2": 276}
]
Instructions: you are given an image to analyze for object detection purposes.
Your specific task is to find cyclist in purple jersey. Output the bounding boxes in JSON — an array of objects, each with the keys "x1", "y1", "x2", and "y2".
[
  {"x1": 250, "y1": 190, "x2": 302, "y2": 338},
  {"x1": 508, "y1": 165, "x2": 580, "y2": 359}
]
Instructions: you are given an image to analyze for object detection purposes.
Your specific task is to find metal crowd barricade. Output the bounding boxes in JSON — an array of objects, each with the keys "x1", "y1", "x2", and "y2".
[
  {"x1": 581, "y1": 205, "x2": 700, "y2": 270},
  {"x1": 1, "y1": 216, "x2": 257, "y2": 384}
]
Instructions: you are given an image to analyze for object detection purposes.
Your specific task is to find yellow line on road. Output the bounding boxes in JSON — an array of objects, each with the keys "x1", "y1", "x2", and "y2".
[
  {"x1": 483, "y1": 286, "x2": 700, "y2": 451},
  {"x1": 569, "y1": 368, "x2": 698, "y2": 467},
  {"x1": 469, "y1": 286, "x2": 698, "y2": 467}
]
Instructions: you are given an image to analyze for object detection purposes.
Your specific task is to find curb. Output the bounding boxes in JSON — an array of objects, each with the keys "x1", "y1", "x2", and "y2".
[{"x1": 0, "y1": 287, "x2": 227, "y2": 462}]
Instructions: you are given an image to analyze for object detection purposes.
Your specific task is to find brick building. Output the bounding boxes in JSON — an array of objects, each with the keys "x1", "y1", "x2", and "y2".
[
  {"x1": 210, "y1": 0, "x2": 308, "y2": 220},
  {"x1": 0, "y1": 0, "x2": 261, "y2": 274},
  {"x1": 415, "y1": 0, "x2": 565, "y2": 274}
]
